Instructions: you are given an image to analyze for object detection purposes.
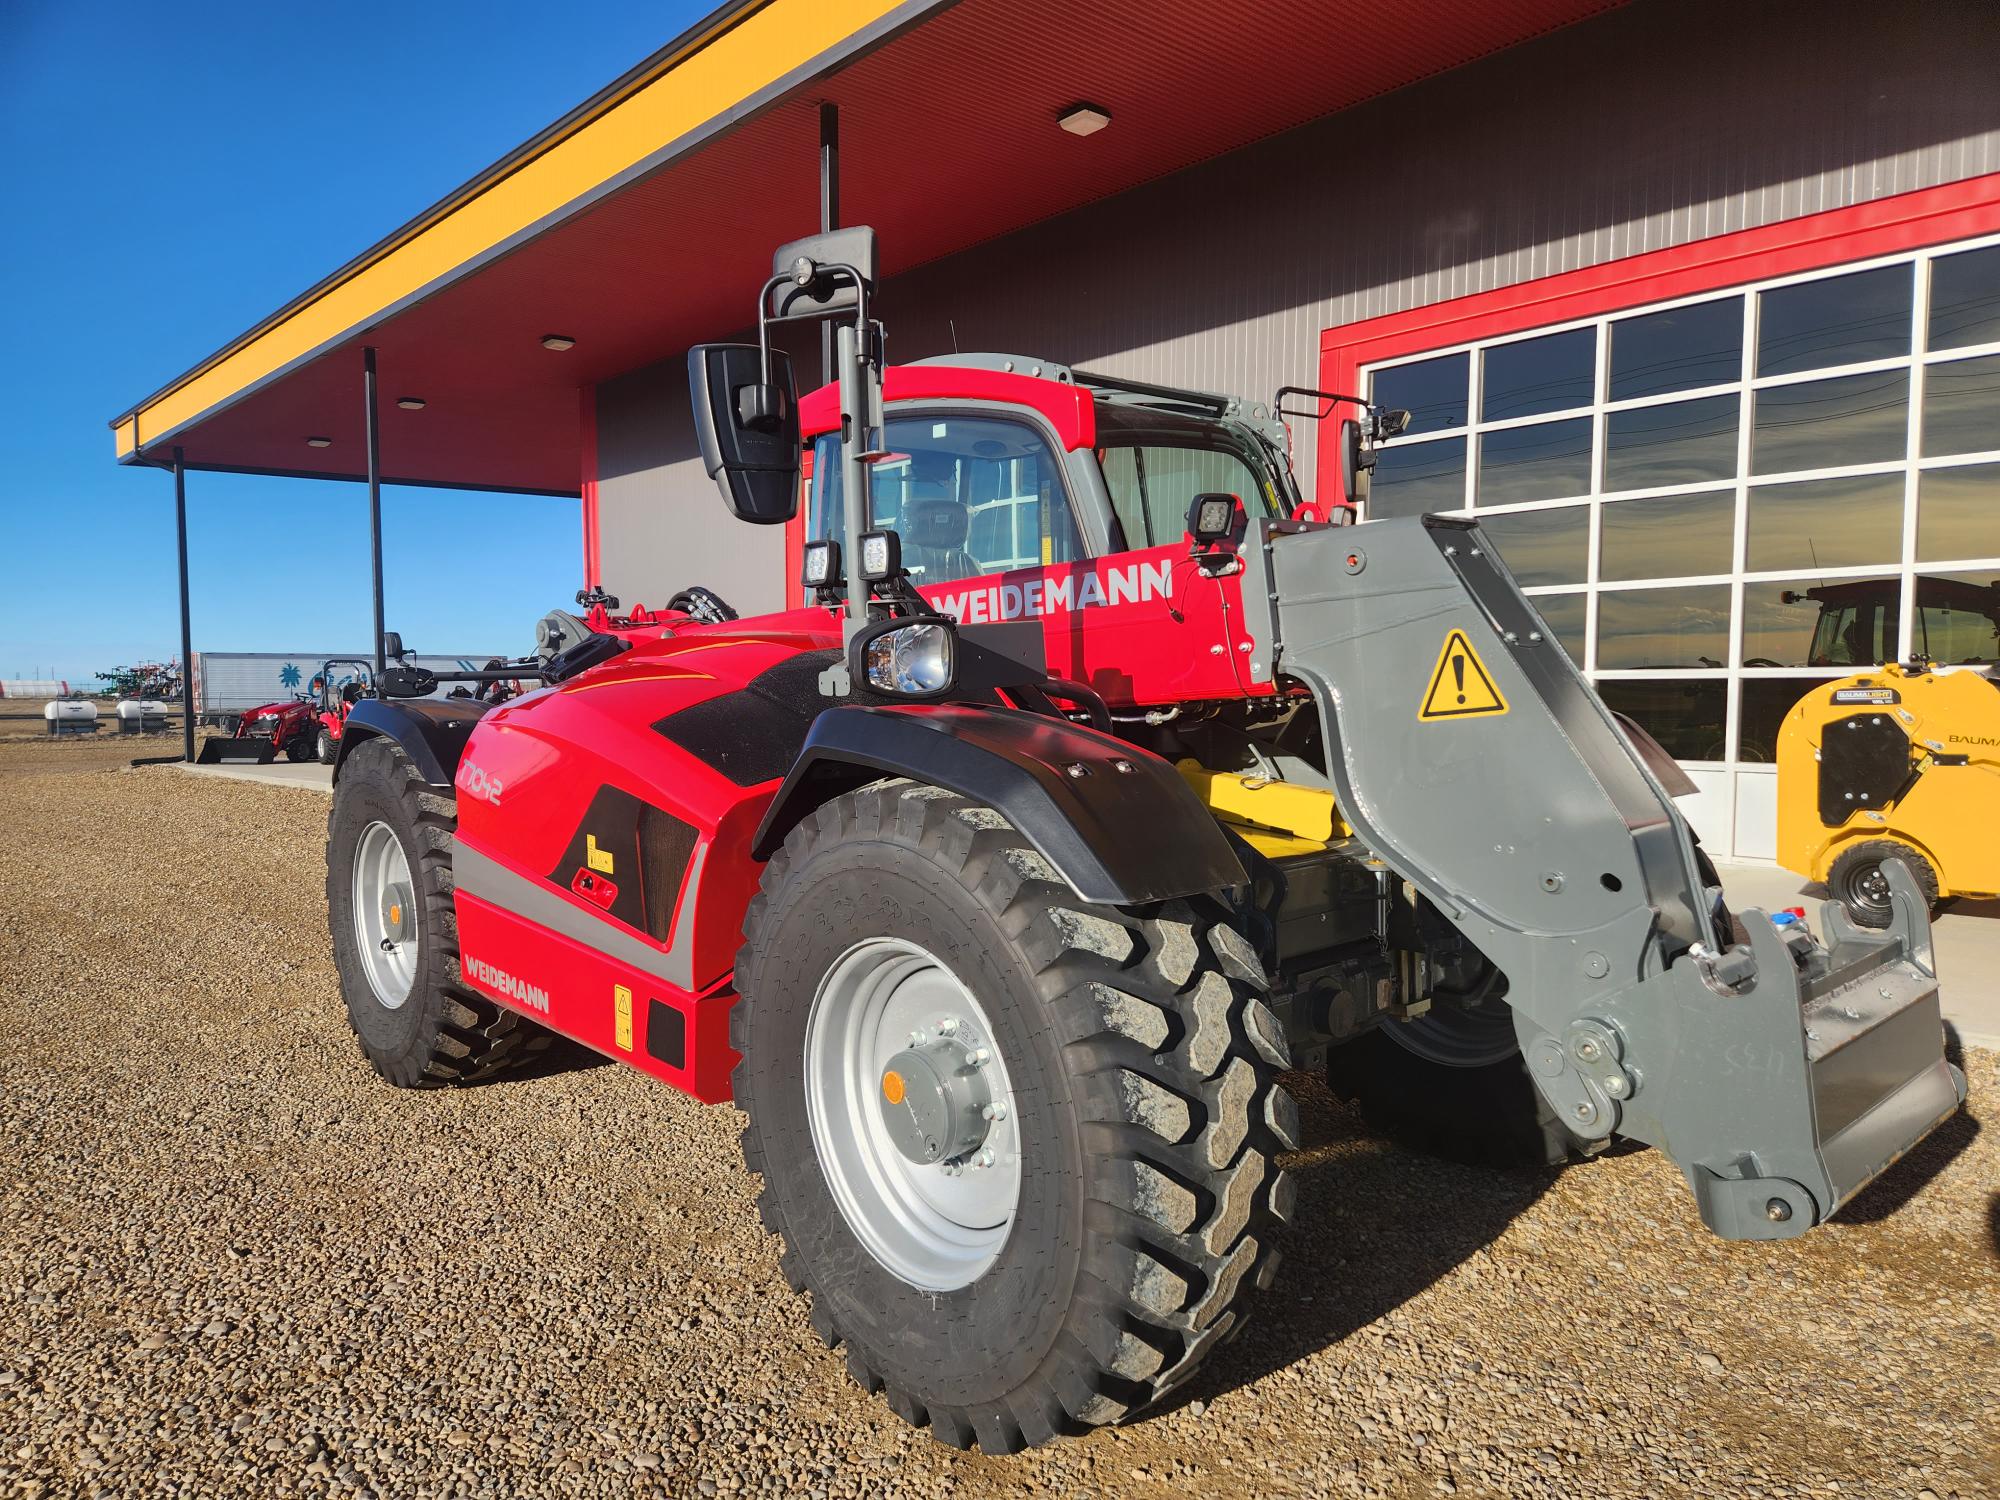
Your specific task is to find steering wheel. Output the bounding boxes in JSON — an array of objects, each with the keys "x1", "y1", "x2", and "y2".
[{"x1": 666, "y1": 587, "x2": 738, "y2": 625}]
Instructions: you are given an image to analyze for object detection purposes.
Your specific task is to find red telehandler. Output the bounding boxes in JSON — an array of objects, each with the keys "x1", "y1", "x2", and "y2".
[{"x1": 324, "y1": 228, "x2": 1963, "y2": 1452}]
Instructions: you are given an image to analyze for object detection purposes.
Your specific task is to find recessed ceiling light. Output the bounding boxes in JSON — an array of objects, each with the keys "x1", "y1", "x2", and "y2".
[
  {"x1": 541, "y1": 334, "x2": 577, "y2": 351},
  {"x1": 1058, "y1": 104, "x2": 1111, "y2": 136},
  {"x1": 395, "y1": 396, "x2": 427, "y2": 411},
  {"x1": 305, "y1": 436, "x2": 333, "y2": 448}
]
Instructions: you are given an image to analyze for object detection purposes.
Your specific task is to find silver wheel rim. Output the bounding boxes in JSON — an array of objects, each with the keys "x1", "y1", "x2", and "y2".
[
  {"x1": 803, "y1": 937, "x2": 1022, "y2": 1291},
  {"x1": 1381, "y1": 998, "x2": 1521, "y2": 1068},
  {"x1": 351, "y1": 820, "x2": 417, "y2": 1010}
]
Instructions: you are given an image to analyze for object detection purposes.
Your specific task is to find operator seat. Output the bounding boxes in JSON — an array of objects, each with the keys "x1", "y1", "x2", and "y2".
[{"x1": 900, "y1": 497, "x2": 981, "y2": 586}]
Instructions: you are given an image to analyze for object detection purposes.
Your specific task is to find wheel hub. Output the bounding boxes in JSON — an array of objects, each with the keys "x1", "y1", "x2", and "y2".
[
  {"x1": 878, "y1": 1033, "x2": 993, "y2": 1166},
  {"x1": 803, "y1": 937, "x2": 1023, "y2": 1290},
  {"x1": 380, "y1": 883, "x2": 413, "y2": 944}
]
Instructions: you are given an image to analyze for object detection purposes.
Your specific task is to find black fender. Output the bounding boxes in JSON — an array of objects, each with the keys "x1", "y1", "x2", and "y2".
[
  {"x1": 751, "y1": 703, "x2": 1246, "y2": 907},
  {"x1": 334, "y1": 698, "x2": 493, "y2": 790}
]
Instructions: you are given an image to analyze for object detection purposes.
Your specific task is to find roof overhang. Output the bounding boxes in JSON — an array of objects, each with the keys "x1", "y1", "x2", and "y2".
[{"x1": 113, "y1": 0, "x2": 1621, "y2": 495}]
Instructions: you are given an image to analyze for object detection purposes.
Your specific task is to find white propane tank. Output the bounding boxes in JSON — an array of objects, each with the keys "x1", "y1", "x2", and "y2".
[
  {"x1": 44, "y1": 700, "x2": 99, "y2": 734},
  {"x1": 116, "y1": 699, "x2": 170, "y2": 733}
]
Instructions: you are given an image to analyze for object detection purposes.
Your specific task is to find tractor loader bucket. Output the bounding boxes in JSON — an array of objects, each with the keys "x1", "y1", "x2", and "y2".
[
  {"x1": 1254, "y1": 514, "x2": 1965, "y2": 1238},
  {"x1": 195, "y1": 736, "x2": 277, "y2": 765}
]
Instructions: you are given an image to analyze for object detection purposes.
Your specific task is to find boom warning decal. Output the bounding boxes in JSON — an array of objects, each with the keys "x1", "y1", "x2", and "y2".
[
  {"x1": 464, "y1": 955, "x2": 551, "y2": 1014},
  {"x1": 927, "y1": 558, "x2": 1175, "y2": 625}
]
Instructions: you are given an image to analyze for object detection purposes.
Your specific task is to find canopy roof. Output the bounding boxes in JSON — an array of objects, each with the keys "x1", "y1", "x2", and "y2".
[{"x1": 111, "y1": 0, "x2": 1616, "y2": 496}]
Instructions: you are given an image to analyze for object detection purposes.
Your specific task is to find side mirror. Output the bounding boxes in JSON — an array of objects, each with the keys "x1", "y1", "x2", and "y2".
[
  {"x1": 688, "y1": 344, "x2": 800, "y2": 524},
  {"x1": 381, "y1": 631, "x2": 405, "y2": 660}
]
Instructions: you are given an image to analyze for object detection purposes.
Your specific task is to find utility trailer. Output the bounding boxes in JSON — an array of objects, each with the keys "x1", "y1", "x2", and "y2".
[{"x1": 324, "y1": 228, "x2": 1965, "y2": 1453}]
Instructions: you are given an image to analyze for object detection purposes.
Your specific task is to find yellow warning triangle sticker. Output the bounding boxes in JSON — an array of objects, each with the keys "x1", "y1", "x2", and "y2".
[{"x1": 1419, "y1": 629, "x2": 1508, "y2": 721}]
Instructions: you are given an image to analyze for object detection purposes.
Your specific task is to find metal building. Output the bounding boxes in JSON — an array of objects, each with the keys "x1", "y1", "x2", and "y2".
[{"x1": 111, "y1": 0, "x2": 2000, "y2": 856}]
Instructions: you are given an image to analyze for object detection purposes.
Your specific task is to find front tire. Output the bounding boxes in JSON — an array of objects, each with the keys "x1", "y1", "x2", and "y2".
[
  {"x1": 325, "y1": 738, "x2": 544, "y2": 1087},
  {"x1": 316, "y1": 728, "x2": 336, "y2": 765},
  {"x1": 734, "y1": 782, "x2": 1297, "y2": 1452},
  {"x1": 1828, "y1": 839, "x2": 1941, "y2": 929}
]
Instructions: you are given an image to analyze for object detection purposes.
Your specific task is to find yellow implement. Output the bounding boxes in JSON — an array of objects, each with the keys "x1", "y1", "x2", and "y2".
[{"x1": 1776, "y1": 661, "x2": 2000, "y2": 922}]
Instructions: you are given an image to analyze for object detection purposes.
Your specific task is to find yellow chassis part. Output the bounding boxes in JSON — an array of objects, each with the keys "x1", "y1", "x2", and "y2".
[
  {"x1": 1775, "y1": 662, "x2": 2000, "y2": 899},
  {"x1": 1175, "y1": 760, "x2": 1349, "y2": 859}
]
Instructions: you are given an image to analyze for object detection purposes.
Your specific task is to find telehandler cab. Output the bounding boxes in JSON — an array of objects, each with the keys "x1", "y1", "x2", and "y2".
[{"x1": 325, "y1": 227, "x2": 1965, "y2": 1453}]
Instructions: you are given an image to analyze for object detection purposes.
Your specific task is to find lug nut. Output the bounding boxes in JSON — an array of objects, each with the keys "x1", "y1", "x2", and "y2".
[
  {"x1": 981, "y1": 1102, "x2": 1008, "y2": 1122},
  {"x1": 936, "y1": 1017, "x2": 959, "y2": 1036},
  {"x1": 969, "y1": 1047, "x2": 990, "y2": 1068},
  {"x1": 976, "y1": 1149, "x2": 995, "y2": 1168},
  {"x1": 908, "y1": 1030, "x2": 927, "y2": 1047}
]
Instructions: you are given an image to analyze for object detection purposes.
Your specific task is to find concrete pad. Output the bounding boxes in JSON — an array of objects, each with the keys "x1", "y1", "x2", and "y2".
[
  {"x1": 1714, "y1": 859, "x2": 2000, "y2": 1051},
  {"x1": 172, "y1": 760, "x2": 333, "y2": 794}
]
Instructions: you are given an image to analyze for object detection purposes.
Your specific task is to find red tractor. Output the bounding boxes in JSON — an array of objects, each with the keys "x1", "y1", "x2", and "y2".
[
  {"x1": 201, "y1": 655, "x2": 382, "y2": 765},
  {"x1": 324, "y1": 229, "x2": 1962, "y2": 1452}
]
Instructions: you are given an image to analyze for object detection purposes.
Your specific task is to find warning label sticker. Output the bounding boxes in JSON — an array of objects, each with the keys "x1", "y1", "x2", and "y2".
[{"x1": 1420, "y1": 629, "x2": 1508, "y2": 721}]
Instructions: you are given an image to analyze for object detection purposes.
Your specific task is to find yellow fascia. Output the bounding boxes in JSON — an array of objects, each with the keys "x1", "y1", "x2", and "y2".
[
  {"x1": 1176, "y1": 760, "x2": 1349, "y2": 858},
  {"x1": 114, "y1": 0, "x2": 907, "y2": 459}
]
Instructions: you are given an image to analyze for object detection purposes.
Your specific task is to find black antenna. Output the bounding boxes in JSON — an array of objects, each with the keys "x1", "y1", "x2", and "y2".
[{"x1": 949, "y1": 319, "x2": 960, "y2": 354}]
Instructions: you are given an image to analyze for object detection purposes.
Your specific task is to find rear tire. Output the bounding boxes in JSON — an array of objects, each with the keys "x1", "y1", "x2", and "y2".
[
  {"x1": 326, "y1": 738, "x2": 545, "y2": 1087},
  {"x1": 734, "y1": 782, "x2": 1297, "y2": 1452},
  {"x1": 1327, "y1": 997, "x2": 1581, "y2": 1168},
  {"x1": 1828, "y1": 839, "x2": 1940, "y2": 929},
  {"x1": 284, "y1": 732, "x2": 316, "y2": 763}
]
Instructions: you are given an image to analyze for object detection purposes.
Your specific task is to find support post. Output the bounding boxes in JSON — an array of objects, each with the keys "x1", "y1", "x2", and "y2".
[
  {"x1": 364, "y1": 346, "x2": 386, "y2": 678},
  {"x1": 172, "y1": 446, "x2": 195, "y2": 764},
  {"x1": 819, "y1": 101, "x2": 840, "y2": 386}
]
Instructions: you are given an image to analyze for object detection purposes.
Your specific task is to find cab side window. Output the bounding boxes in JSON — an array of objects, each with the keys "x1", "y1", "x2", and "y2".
[
  {"x1": 1099, "y1": 441, "x2": 1276, "y2": 551},
  {"x1": 809, "y1": 415, "x2": 1082, "y2": 587}
]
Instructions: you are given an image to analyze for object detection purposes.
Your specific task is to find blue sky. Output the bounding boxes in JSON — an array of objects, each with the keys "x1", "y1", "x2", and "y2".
[{"x1": 0, "y1": 1, "x2": 706, "y2": 683}]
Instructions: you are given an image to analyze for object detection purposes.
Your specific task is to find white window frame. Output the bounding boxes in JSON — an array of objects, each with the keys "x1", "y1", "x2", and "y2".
[{"x1": 1360, "y1": 230, "x2": 2000, "y2": 779}]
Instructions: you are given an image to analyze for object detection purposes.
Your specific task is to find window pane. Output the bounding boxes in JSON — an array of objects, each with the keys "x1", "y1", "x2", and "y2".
[
  {"x1": 1739, "y1": 678, "x2": 1823, "y2": 763},
  {"x1": 1610, "y1": 297, "x2": 1742, "y2": 400},
  {"x1": 1100, "y1": 442, "x2": 1271, "y2": 551},
  {"x1": 1915, "y1": 571, "x2": 2000, "y2": 663},
  {"x1": 1917, "y1": 462, "x2": 2000, "y2": 562},
  {"x1": 1372, "y1": 352, "x2": 1467, "y2": 435},
  {"x1": 1604, "y1": 395, "x2": 1738, "y2": 491},
  {"x1": 1746, "y1": 472, "x2": 1905, "y2": 572},
  {"x1": 1928, "y1": 243, "x2": 2000, "y2": 353},
  {"x1": 1921, "y1": 352, "x2": 2000, "y2": 458},
  {"x1": 1481, "y1": 328, "x2": 1594, "y2": 420},
  {"x1": 1476, "y1": 417, "x2": 1591, "y2": 505},
  {"x1": 1527, "y1": 591, "x2": 1586, "y2": 663},
  {"x1": 1593, "y1": 678, "x2": 1728, "y2": 760},
  {"x1": 1595, "y1": 584, "x2": 1731, "y2": 668},
  {"x1": 1757, "y1": 264, "x2": 1912, "y2": 376},
  {"x1": 1599, "y1": 491, "x2": 1735, "y2": 581},
  {"x1": 1479, "y1": 505, "x2": 1589, "y2": 587},
  {"x1": 1751, "y1": 369, "x2": 1908, "y2": 475},
  {"x1": 808, "y1": 418, "x2": 1079, "y2": 586},
  {"x1": 1367, "y1": 437, "x2": 1465, "y2": 518},
  {"x1": 1743, "y1": 575, "x2": 1899, "y2": 666}
]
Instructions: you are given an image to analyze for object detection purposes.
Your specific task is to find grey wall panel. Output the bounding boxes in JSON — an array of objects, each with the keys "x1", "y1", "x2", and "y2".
[
  {"x1": 597, "y1": 0, "x2": 1999, "y2": 574},
  {"x1": 594, "y1": 356, "x2": 789, "y2": 615}
]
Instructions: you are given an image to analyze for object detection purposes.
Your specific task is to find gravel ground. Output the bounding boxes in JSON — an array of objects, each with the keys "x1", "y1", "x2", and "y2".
[{"x1": 1, "y1": 741, "x2": 1994, "y2": 1499}]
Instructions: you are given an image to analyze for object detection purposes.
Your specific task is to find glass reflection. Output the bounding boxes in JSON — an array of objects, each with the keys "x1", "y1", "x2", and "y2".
[
  {"x1": 1478, "y1": 505, "x2": 1589, "y2": 588},
  {"x1": 1741, "y1": 576, "x2": 1899, "y2": 666},
  {"x1": 1482, "y1": 329, "x2": 1594, "y2": 420},
  {"x1": 1595, "y1": 585, "x2": 1731, "y2": 668},
  {"x1": 1758, "y1": 264, "x2": 1912, "y2": 375},
  {"x1": 1599, "y1": 491, "x2": 1734, "y2": 581},
  {"x1": 1610, "y1": 297, "x2": 1742, "y2": 400},
  {"x1": 1605, "y1": 395, "x2": 1738, "y2": 490},
  {"x1": 1921, "y1": 353, "x2": 2000, "y2": 458},
  {"x1": 1367, "y1": 437, "x2": 1467, "y2": 517},
  {"x1": 1593, "y1": 678, "x2": 1728, "y2": 760},
  {"x1": 1746, "y1": 472, "x2": 1904, "y2": 572},
  {"x1": 1477, "y1": 418, "x2": 1591, "y2": 506},
  {"x1": 1916, "y1": 462, "x2": 2000, "y2": 562},
  {"x1": 1752, "y1": 370, "x2": 1908, "y2": 475},
  {"x1": 1929, "y1": 244, "x2": 2000, "y2": 353},
  {"x1": 1373, "y1": 353, "x2": 1468, "y2": 435}
]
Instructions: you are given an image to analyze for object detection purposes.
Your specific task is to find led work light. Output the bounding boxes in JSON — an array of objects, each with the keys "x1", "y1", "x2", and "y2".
[
  {"x1": 858, "y1": 529, "x2": 902, "y2": 581},
  {"x1": 801, "y1": 540, "x2": 842, "y2": 590},
  {"x1": 1187, "y1": 493, "x2": 1240, "y2": 543}
]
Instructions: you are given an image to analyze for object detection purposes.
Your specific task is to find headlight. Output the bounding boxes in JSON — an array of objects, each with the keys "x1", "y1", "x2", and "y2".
[{"x1": 861, "y1": 620, "x2": 955, "y2": 696}]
